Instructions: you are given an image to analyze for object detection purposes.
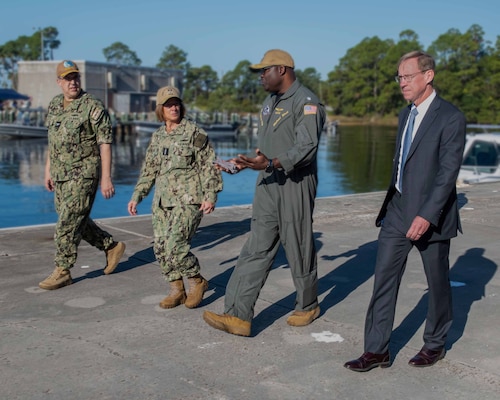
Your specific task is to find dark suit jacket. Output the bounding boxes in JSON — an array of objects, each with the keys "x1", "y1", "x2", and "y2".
[{"x1": 376, "y1": 95, "x2": 466, "y2": 241}]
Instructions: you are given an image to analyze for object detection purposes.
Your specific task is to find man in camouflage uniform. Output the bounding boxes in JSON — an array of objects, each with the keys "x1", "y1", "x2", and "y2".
[
  {"x1": 128, "y1": 86, "x2": 222, "y2": 309},
  {"x1": 39, "y1": 60, "x2": 126, "y2": 290},
  {"x1": 203, "y1": 49, "x2": 326, "y2": 336}
]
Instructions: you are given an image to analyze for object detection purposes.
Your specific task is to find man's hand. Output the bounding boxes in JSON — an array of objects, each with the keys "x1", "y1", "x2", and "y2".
[
  {"x1": 234, "y1": 148, "x2": 268, "y2": 170},
  {"x1": 406, "y1": 216, "x2": 431, "y2": 241}
]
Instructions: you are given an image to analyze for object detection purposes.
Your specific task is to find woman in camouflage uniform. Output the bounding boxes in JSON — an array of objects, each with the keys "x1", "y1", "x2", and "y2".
[{"x1": 128, "y1": 86, "x2": 222, "y2": 309}]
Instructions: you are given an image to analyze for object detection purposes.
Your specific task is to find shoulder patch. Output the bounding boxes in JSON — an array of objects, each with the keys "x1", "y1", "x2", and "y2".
[
  {"x1": 304, "y1": 105, "x2": 317, "y2": 115},
  {"x1": 193, "y1": 130, "x2": 208, "y2": 148},
  {"x1": 90, "y1": 107, "x2": 104, "y2": 122}
]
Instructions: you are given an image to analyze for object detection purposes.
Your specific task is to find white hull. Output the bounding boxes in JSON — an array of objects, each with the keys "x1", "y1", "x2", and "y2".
[{"x1": 458, "y1": 126, "x2": 500, "y2": 184}]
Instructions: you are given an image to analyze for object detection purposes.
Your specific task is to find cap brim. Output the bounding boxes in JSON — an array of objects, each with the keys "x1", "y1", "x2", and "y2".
[
  {"x1": 249, "y1": 63, "x2": 269, "y2": 71},
  {"x1": 159, "y1": 96, "x2": 182, "y2": 105},
  {"x1": 59, "y1": 70, "x2": 79, "y2": 78},
  {"x1": 249, "y1": 63, "x2": 294, "y2": 71}
]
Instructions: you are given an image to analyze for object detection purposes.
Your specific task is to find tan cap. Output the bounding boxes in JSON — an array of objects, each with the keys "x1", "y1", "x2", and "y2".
[
  {"x1": 156, "y1": 86, "x2": 181, "y2": 105},
  {"x1": 249, "y1": 49, "x2": 295, "y2": 71},
  {"x1": 56, "y1": 60, "x2": 79, "y2": 78}
]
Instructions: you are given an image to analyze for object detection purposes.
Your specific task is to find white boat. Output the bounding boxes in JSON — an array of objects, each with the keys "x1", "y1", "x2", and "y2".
[
  {"x1": 0, "y1": 123, "x2": 47, "y2": 138},
  {"x1": 0, "y1": 90, "x2": 47, "y2": 138},
  {"x1": 132, "y1": 121, "x2": 163, "y2": 136},
  {"x1": 458, "y1": 125, "x2": 500, "y2": 184}
]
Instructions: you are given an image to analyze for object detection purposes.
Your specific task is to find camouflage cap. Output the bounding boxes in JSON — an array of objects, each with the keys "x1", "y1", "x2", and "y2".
[
  {"x1": 56, "y1": 60, "x2": 79, "y2": 78},
  {"x1": 156, "y1": 86, "x2": 181, "y2": 105},
  {"x1": 249, "y1": 49, "x2": 295, "y2": 71}
]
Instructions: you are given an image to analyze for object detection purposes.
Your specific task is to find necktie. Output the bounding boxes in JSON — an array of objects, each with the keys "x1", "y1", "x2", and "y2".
[{"x1": 398, "y1": 106, "x2": 418, "y2": 192}]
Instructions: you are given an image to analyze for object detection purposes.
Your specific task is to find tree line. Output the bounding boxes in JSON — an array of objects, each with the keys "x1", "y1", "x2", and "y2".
[{"x1": 1, "y1": 24, "x2": 499, "y2": 123}]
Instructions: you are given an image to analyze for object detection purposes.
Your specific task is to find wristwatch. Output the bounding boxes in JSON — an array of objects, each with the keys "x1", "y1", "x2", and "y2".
[{"x1": 265, "y1": 158, "x2": 274, "y2": 173}]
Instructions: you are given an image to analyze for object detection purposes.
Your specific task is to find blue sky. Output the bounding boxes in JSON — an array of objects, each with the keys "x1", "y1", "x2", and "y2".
[{"x1": 2, "y1": 0, "x2": 498, "y2": 79}]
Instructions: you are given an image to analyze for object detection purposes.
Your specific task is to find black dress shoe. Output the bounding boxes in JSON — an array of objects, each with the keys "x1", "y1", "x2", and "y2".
[
  {"x1": 344, "y1": 352, "x2": 390, "y2": 372},
  {"x1": 408, "y1": 347, "x2": 445, "y2": 367}
]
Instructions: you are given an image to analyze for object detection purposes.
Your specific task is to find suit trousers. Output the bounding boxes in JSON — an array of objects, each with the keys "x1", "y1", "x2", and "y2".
[{"x1": 364, "y1": 192, "x2": 453, "y2": 353}]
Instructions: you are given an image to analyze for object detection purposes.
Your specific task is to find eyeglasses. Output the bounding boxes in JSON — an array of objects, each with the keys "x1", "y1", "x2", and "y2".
[
  {"x1": 163, "y1": 102, "x2": 181, "y2": 108},
  {"x1": 261, "y1": 66, "x2": 275, "y2": 74},
  {"x1": 59, "y1": 73, "x2": 80, "y2": 82},
  {"x1": 394, "y1": 70, "x2": 429, "y2": 83}
]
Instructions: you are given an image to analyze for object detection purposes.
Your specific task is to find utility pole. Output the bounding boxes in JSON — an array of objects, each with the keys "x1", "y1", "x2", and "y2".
[
  {"x1": 40, "y1": 29, "x2": 44, "y2": 61},
  {"x1": 34, "y1": 27, "x2": 44, "y2": 61}
]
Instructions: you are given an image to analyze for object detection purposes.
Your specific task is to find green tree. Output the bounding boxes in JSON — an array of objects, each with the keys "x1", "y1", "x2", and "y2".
[
  {"x1": 428, "y1": 24, "x2": 489, "y2": 122},
  {"x1": 295, "y1": 67, "x2": 321, "y2": 97},
  {"x1": 102, "y1": 42, "x2": 141, "y2": 66},
  {"x1": 157, "y1": 44, "x2": 188, "y2": 72},
  {"x1": 184, "y1": 65, "x2": 218, "y2": 105},
  {"x1": 327, "y1": 36, "x2": 394, "y2": 117},
  {"x1": 40, "y1": 27, "x2": 60, "y2": 61},
  {"x1": 0, "y1": 27, "x2": 60, "y2": 88},
  {"x1": 206, "y1": 60, "x2": 264, "y2": 113},
  {"x1": 476, "y1": 35, "x2": 500, "y2": 123}
]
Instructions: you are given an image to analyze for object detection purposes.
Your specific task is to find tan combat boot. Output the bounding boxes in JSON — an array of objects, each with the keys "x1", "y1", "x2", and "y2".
[
  {"x1": 159, "y1": 279, "x2": 186, "y2": 309},
  {"x1": 104, "y1": 242, "x2": 126, "y2": 275},
  {"x1": 184, "y1": 275, "x2": 209, "y2": 309},
  {"x1": 286, "y1": 306, "x2": 321, "y2": 326},
  {"x1": 203, "y1": 311, "x2": 251, "y2": 337},
  {"x1": 39, "y1": 266, "x2": 72, "y2": 290}
]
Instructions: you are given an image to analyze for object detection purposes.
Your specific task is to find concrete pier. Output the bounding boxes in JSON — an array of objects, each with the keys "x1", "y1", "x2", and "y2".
[{"x1": 1, "y1": 182, "x2": 500, "y2": 399}]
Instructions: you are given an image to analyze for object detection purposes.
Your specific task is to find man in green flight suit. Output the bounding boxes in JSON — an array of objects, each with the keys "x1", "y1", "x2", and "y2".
[
  {"x1": 204, "y1": 49, "x2": 326, "y2": 336},
  {"x1": 39, "y1": 60, "x2": 125, "y2": 290}
]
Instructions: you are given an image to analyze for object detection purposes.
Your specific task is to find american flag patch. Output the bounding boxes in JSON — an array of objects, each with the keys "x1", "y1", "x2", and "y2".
[{"x1": 304, "y1": 105, "x2": 317, "y2": 115}]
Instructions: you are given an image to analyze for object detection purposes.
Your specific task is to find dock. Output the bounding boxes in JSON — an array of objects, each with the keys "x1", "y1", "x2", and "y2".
[{"x1": 1, "y1": 182, "x2": 500, "y2": 399}]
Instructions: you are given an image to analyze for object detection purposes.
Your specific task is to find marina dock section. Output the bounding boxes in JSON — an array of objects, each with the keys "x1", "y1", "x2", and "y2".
[{"x1": 1, "y1": 183, "x2": 500, "y2": 399}]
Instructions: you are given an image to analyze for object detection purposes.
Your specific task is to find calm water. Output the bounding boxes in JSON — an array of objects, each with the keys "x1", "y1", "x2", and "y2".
[{"x1": 0, "y1": 125, "x2": 397, "y2": 228}]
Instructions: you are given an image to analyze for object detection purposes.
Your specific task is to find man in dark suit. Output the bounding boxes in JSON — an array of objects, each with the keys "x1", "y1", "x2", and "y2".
[{"x1": 344, "y1": 51, "x2": 466, "y2": 372}]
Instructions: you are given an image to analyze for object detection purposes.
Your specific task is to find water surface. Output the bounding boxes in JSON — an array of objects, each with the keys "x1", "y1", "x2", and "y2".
[{"x1": 0, "y1": 125, "x2": 397, "y2": 228}]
